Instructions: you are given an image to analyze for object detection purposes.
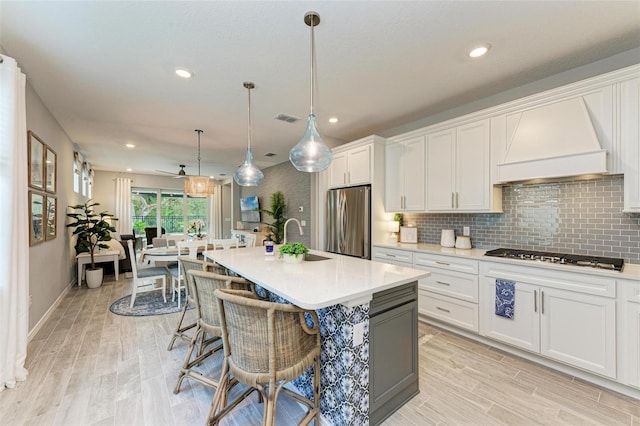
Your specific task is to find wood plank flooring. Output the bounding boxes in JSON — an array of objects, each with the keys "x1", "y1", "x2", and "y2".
[{"x1": 1, "y1": 274, "x2": 638, "y2": 425}]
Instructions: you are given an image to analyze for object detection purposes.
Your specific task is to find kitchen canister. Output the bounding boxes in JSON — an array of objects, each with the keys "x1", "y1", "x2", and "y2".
[
  {"x1": 455, "y1": 235, "x2": 472, "y2": 249},
  {"x1": 440, "y1": 229, "x2": 455, "y2": 247}
]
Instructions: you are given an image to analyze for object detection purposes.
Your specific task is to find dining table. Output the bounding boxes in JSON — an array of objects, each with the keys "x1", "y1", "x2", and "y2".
[{"x1": 139, "y1": 241, "x2": 246, "y2": 263}]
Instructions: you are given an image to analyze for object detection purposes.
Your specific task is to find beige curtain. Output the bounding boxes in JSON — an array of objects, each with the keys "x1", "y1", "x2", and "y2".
[
  {"x1": 0, "y1": 54, "x2": 29, "y2": 391},
  {"x1": 208, "y1": 185, "x2": 223, "y2": 239}
]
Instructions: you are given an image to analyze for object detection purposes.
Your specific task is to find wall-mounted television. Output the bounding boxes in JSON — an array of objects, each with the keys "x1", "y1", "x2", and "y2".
[{"x1": 240, "y1": 196, "x2": 260, "y2": 223}]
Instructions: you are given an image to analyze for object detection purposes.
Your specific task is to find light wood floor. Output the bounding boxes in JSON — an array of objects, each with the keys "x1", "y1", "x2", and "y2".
[{"x1": 1, "y1": 274, "x2": 638, "y2": 426}]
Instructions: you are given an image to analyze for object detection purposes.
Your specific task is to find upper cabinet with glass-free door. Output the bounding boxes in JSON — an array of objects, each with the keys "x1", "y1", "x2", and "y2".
[
  {"x1": 385, "y1": 136, "x2": 426, "y2": 211},
  {"x1": 426, "y1": 119, "x2": 502, "y2": 212}
]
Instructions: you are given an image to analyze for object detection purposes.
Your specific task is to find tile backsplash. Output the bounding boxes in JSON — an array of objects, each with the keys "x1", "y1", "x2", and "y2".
[{"x1": 402, "y1": 175, "x2": 640, "y2": 264}]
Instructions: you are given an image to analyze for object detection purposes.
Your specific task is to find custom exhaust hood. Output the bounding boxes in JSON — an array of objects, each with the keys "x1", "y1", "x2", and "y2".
[{"x1": 496, "y1": 97, "x2": 607, "y2": 183}]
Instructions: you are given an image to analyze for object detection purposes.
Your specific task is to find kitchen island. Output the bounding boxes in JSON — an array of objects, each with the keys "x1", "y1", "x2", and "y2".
[{"x1": 204, "y1": 246, "x2": 429, "y2": 426}]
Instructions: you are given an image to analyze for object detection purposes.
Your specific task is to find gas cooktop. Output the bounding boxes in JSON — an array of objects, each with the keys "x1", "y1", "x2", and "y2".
[{"x1": 484, "y1": 248, "x2": 624, "y2": 272}]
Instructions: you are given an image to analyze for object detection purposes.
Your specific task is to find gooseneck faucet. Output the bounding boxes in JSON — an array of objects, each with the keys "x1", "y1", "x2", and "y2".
[{"x1": 283, "y1": 218, "x2": 304, "y2": 244}]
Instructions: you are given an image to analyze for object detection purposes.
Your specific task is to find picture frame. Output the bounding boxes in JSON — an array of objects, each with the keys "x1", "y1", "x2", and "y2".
[
  {"x1": 45, "y1": 195, "x2": 57, "y2": 240},
  {"x1": 28, "y1": 131, "x2": 45, "y2": 190},
  {"x1": 29, "y1": 191, "x2": 45, "y2": 246},
  {"x1": 45, "y1": 145, "x2": 57, "y2": 193}
]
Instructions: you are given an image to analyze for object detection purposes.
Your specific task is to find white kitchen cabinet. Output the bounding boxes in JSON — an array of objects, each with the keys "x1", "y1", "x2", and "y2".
[
  {"x1": 385, "y1": 136, "x2": 425, "y2": 211},
  {"x1": 480, "y1": 262, "x2": 617, "y2": 379},
  {"x1": 620, "y1": 280, "x2": 640, "y2": 389},
  {"x1": 426, "y1": 120, "x2": 501, "y2": 212},
  {"x1": 328, "y1": 144, "x2": 372, "y2": 188},
  {"x1": 622, "y1": 78, "x2": 640, "y2": 212},
  {"x1": 413, "y1": 252, "x2": 479, "y2": 332},
  {"x1": 371, "y1": 246, "x2": 413, "y2": 266}
]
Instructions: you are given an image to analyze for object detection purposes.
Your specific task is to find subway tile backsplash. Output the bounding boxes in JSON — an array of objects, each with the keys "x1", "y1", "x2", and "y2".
[{"x1": 402, "y1": 175, "x2": 640, "y2": 264}]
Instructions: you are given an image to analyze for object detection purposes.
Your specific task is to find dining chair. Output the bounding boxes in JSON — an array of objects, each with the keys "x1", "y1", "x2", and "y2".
[
  {"x1": 173, "y1": 270, "x2": 256, "y2": 397},
  {"x1": 210, "y1": 238, "x2": 239, "y2": 250},
  {"x1": 167, "y1": 256, "x2": 227, "y2": 351},
  {"x1": 170, "y1": 240, "x2": 209, "y2": 308},
  {"x1": 209, "y1": 288, "x2": 321, "y2": 426},
  {"x1": 152, "y1": 237, "x2": 168, "y2": 248},
  {"x1": 126, "y1": 240, "x2": 168, "y2": 309},
  {"x1": 243, "y1": 234, "x2": 257, "y2": 247}
]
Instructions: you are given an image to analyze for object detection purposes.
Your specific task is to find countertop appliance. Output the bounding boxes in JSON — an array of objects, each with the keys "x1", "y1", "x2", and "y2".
[
  {"x1": 326, "y1": 185, "x2": 370, "y2": 259},
  {"x1": 484, "y1": 248, "x2": 624, "y2": 272}
]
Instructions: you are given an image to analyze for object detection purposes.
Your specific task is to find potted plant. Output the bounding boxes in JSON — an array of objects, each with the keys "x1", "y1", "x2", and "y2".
[
  {"x1": 67, "y1": 200, "x2": 117, "y2": 288},
  {"x1": 260, "y1": 191, "x2": 287, "y2": 244},
  {"x1": 279, "y1": 242, "x2": 309, "y2": 264}
]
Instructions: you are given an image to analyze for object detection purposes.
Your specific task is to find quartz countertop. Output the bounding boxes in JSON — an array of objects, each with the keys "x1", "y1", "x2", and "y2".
[
  {"x1": 374, "y1": 242, "x2": 640, "y2": 281},
  {"x1": 204, "y1": 246, "x2": 428, "y2": 310}
]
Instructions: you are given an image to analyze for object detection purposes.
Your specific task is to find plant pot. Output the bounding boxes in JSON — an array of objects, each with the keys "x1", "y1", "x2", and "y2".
[
  {"x1": 282, "y1": 253, "x2": 304, "y2": 264},
  {"x1": 85, "y1": 268, "x2": 104, "y2": 288}
]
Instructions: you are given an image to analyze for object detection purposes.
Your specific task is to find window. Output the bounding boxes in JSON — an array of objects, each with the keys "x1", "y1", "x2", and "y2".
[{"x1": 131, "y1": 189, "x2": 209, "y2": 237}]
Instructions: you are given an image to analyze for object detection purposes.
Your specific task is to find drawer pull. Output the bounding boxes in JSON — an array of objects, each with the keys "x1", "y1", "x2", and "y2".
[
  {"x1": 435, "y1": 281, "x2": 451, "y2": 286},
  {"x1": 436, "y1": 306, "x2": 451, "y2": 313},
  {"x1": 386, "y1": 254, "x2": 396, "y2": 258},
  {"x1": 435, "y1": 261, "x2": 450, "y2": 266}
]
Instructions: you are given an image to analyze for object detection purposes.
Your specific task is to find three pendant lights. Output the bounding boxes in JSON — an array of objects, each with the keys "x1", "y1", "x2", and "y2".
[{"x1": 233, "y1": 11, "x2": 332, "y2": 187}]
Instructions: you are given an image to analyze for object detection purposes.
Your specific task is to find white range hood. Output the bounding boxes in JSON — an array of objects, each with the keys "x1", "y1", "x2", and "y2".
[{"x1": 496, "y1": 97, "x2": 607, "y2": 183}]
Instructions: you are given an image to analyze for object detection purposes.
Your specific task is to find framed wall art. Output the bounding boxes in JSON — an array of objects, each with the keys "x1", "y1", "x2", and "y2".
[
  {"x1": 45, "y1": 196, "x2": 57, "y2": 240},
  {"x1": 29, "y1": 191, "x2": 45, "y2": 246},
  {"x1": 28, "y1": 131, "x2": 45, "y2": 190},
  {"x1": 45, "y1": 146, "x2": 57, "y2": 193}
]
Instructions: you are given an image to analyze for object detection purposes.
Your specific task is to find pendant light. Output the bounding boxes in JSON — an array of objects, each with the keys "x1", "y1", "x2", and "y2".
[
  {"x1": 184, "y1": 129, "x2": 215, "y2": 197},
  {"x1": 289, "y1": 11, "x2": 333, "y2": 173},
  {"x1": 234, "y1": 82, "x2": 264, "y2": 186}
]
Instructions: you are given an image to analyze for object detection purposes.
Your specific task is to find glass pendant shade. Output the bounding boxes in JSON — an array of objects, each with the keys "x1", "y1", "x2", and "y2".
[
  {"x1": 289, "y1": 113, "x2": 332, "y2": 172},
  {"x1": 234, "y1": 81, "x2": 264, "y2": 186},
  {"x1": 234, "y1": 148, "x2": 264, "y2": 186},
  {"x1": 184, "y1": 175, "x2": 215, "y2": 197}
]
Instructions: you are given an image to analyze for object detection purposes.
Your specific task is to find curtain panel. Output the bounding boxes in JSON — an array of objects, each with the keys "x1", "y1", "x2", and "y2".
[
  {"x1": 114, "y1": 178, "x2": 132, "y2": 236},
  {"x1": 0, "y1": 54, "x2": 30, "y2": 391}
]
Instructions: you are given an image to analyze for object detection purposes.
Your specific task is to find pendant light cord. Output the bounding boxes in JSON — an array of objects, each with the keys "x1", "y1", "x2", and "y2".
[
  {"x1": 309, "y1": 18, "x2": 315, "y2": 115},
  {"x1": 247, "y1": 85, "x2": 252, "y2": 149},
  {"x1": 195, "y1": 129, "x2": 203, "y2": 176}
]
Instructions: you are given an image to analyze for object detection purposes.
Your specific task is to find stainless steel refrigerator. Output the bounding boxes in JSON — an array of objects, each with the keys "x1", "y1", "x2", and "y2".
[{"x1": 325, "y1": 185, "x2": 371, "y2": 259}]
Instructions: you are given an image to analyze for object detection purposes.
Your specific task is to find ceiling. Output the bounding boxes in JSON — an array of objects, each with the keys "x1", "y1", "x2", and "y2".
[{"x1": 2, "y1": 1, "x2": 639, "y2": 179}]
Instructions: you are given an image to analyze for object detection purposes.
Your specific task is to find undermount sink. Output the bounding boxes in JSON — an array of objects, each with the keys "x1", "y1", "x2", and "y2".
[{"x1": 305, "y1": 254, "x2": 331, "y2": 262}]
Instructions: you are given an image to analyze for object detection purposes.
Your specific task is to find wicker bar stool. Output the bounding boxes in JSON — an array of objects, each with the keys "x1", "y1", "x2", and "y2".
[
  {"x1": 173, "y1": 270, "x2": 255, "y2": 394},
  {"x1": 166, "y1": 256, "x2": 227, "y2": 351},
  {"x1": 209, "y1": 288, "x2": 321, "y2": 426}
]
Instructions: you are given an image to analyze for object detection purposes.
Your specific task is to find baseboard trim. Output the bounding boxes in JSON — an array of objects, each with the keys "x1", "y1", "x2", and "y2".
[{"x1": 28, "y1": 279, "x2": 76, "y2": 342}]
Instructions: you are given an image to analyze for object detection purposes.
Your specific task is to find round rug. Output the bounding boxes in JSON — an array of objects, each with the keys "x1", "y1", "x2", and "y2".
[{"x1": 109, "y1": 291, "x2": 190, "y2": 317}]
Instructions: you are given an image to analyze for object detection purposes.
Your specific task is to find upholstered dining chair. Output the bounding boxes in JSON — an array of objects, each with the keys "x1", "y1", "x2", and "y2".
[
  {"x1": 167, "y1": 256, "x2": 227, "y2": 351},
  {"x1": 173, "y1": 270, "x2": 255, "y2": 396},
  {"x1": 209, "y1": 238, "x2": 239, "y2": 250},
  {"x1": 209, "y1": 288, "x2": 321, "y2": 426},
  {"x1": 126, "y1": 240, "x2": 168, "y2": 309}
]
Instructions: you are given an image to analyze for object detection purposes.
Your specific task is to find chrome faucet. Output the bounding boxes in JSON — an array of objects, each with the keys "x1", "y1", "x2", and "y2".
[{"x1": 283, "y1": 218, "x2": 304, "y2": 244}]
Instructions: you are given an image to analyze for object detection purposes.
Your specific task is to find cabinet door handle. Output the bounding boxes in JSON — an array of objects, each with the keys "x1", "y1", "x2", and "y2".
[
  {"x1": 451, "y1": 192, "x2": 454, "y2": 208},
  {"x1": 436, "y1": 306, "x2": 451, "y2": 313},
  {"x1": 541, "y1": 290, "x2": 545, "y2": 314},
  {"x1": 347, "y1": 171, "x2": 350, "y2": 183},
  {"x1": 435, "y1": 261, "x2": 450, "y2": 266},
  {"x1": 534, "y1": 290, "x2": 537, "y2": 313},
  {"x1": 435, "y1": 281, "x2": 451, "y2": 286},
  {"x1": 456, "y1": 192, "x2": 459, "y2": 208}
]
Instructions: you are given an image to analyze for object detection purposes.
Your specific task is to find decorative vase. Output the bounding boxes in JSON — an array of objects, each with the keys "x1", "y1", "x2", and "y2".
[
  {"x1": 85, "y1": 268, "x2": 104, "y2": 288},
  {"x1": 282, "y1": 253, "x2": 304, "y2": 264}
]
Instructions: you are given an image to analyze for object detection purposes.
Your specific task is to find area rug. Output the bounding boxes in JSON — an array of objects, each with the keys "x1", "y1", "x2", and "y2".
[{"x1": 109, "y1": 291, "x2": 191, "y2": 317}]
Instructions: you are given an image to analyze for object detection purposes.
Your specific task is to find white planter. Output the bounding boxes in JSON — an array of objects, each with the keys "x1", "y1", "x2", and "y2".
[
  {"x1": 282, "y1": 253, "x2": 304, "y2": 264},
  {"x1": 85, "y1": 268, "x2": 104, "y2": 288}
]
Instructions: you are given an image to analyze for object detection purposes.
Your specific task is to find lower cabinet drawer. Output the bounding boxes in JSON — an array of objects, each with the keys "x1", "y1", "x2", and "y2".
[
  {"x1": 419, "y1": 289, "x2": 479, "y2": 332},
  {"x1": 418, "y1": 268, "x2": 478, "y2": 302}
]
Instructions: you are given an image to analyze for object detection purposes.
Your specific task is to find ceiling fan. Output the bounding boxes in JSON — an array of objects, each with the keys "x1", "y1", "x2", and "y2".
[{"x1": 156, "y1": 164, "x2": 189, "y2": 178}]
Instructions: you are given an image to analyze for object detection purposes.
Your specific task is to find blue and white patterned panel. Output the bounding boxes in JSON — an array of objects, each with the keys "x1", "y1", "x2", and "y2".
[
  {"x1": 495, "y1": 279, "x2": 515, "y2": 319},
  {"x1": 270, "y1": 291, "x2": 370, "y2": 425}
]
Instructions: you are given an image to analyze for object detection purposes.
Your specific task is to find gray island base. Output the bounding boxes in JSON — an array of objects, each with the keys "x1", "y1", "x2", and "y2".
[{"x1": 204, "y1": 247, "x2": 427, "y2": 425}]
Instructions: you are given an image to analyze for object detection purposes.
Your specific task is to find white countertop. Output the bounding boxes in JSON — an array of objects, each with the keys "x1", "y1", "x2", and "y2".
[
  {"x1": 374, "y1": 242, "x2": 640, "y2": 281},
  {"x1": 204, "y1": 247, "x2": 429, "y2": 310}
]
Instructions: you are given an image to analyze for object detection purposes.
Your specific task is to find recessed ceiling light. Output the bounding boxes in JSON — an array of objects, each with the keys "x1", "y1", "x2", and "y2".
[
  {"x1": 175, "y1": 68, "x2": 193, "y2": 79},
  {"x1": 468, "y1": 44, "x2": 491, "y2": 58},
  {"x1": 125, "y1": 143, "x2": 136, "y2": 148},
  {"x1": 328, "y1": 117, "x2": 338, "y2": 124},
  {"x1": 126, "y1": 168, "x2": 132, "y2": 172}
]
